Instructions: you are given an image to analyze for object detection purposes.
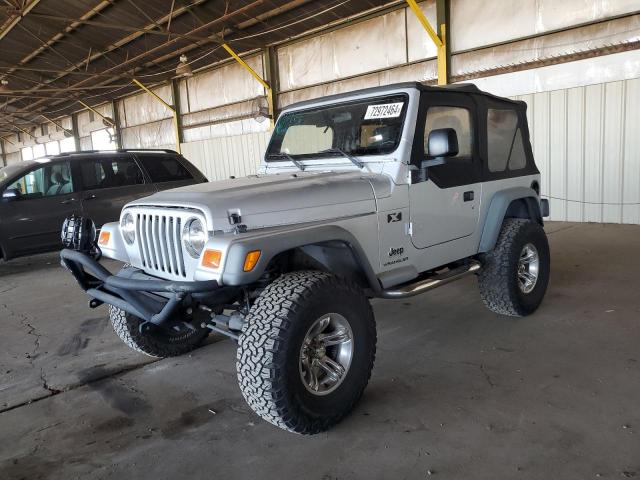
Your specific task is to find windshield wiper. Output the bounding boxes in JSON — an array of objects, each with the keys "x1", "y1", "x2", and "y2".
[
  {"x1": 269, "y1": 152, "x2": 305, "y2": 171},
  {"x1": 318, "y1": 148, "x2": 364, "y2": 169}
]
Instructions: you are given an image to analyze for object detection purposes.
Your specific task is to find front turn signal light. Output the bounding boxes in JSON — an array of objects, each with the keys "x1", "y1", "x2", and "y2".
[
  {"x1": 243, "y1": 250, "x2": 261, "y2": 272},
  {"x1": 98, "y1": 231, "x2": 111, "y2": 246},
  {"x1": 201, "y1": 249, "x2": 222, "y2": 269}
]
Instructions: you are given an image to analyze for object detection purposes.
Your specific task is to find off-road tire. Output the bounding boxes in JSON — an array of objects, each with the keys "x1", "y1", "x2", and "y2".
[
  {"x1": 478, "y1": 218, "x2": 550, "y2": 316},
  {"x1": 237, "y1": 270, "x2": 376, "y2": 434},
  {"x1": 109, "y1": 306, "x2": 209, "y2": 357}
]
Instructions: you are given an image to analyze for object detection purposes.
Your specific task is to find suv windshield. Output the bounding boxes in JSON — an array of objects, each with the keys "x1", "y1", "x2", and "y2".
[{"x1": 266, "y1": 94, "x2": 408, "y2": 161}]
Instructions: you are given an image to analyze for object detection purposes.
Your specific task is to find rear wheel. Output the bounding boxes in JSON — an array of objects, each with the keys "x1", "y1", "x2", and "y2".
[
  {"x1": 478, "y1": 218, "x2": 550, "y2": 316},
  {"x1": 236, "y1": 270, "x2": 376, "y2": 434}
]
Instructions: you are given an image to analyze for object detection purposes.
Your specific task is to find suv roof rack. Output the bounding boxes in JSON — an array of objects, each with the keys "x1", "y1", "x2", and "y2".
[{"x1": 53, "y1": 148, "x2": 179, "y2": 157}]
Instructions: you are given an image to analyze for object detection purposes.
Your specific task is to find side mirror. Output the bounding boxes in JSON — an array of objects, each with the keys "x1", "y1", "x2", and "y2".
[
  {"x1": 427, "y1": 128, "x2": 459, "y2": 159},
  {"x1": 414, "y1": 128, "x2": 459, "y2": 183},
  {"x1": 2, "y1": 188, "x2": 21, "y2": 201}
]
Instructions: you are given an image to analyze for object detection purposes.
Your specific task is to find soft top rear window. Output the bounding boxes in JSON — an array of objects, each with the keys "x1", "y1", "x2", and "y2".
[{"x1": 266, "y1": 94, "x2": 408, "y2": 161}]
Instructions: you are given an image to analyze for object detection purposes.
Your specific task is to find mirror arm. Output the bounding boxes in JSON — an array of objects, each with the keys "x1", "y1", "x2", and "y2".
[{"x1": 421, "y1": 157, "x2": 446, "y2": 169}]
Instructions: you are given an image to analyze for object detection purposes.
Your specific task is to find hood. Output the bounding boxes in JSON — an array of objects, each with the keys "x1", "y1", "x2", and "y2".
[{"x1": 127, "y1": 170, "x2": 392, "y2": 231}]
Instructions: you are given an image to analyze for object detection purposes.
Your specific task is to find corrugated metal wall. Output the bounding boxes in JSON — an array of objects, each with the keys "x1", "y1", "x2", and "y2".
[
  {"x1": 180, "y1": 131, "x2": 270, "y2": 181},
  {"x1": 516, "y1": 77, "x2": 640, "y2": 225}
]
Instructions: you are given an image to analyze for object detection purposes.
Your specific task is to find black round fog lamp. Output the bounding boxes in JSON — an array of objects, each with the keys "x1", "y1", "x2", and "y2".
[{"x1": 61, "y1": 215, "x2": 99, "y2": 256}]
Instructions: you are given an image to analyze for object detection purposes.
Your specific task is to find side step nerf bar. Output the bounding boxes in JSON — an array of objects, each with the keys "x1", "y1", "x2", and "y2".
[{"x1": 378, "y1": 260, "x2": 481, "y2": 299}]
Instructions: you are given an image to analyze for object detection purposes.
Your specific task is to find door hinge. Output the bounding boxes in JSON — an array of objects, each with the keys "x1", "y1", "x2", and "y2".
[{"x1": 405, "y1": 222, "x2": 413, "y2": 235}]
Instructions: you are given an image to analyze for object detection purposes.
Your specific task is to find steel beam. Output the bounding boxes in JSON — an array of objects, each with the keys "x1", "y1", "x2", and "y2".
[
  {"x1": 71, "y1": 113, "x2": 81, "y2": 151},
  {"x1": 170, "y1": 79, "x2": 184, "y2": 146},
  {"x1": 436, "y1": 0, "x2": 451, "y2": 85},
  {"x1": 0, "y1": 0, "x2": 42, "y2": 42},
  {"x1": 111, "y1": 99, "x2": 123, "y2": 149},
  {"x1": 131, "y1": 79, "x2": 181, "y2": 154},
  {"x1": 264, "y1": 46, "x2": 279, "y2": 123},
  {"x1": 1, "y1": 137, "x2": 6, "y2": 167}
]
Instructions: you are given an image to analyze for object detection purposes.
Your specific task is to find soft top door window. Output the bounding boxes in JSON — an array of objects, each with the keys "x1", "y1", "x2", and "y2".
[
  {"x1": 417, "y1": 92, "x2": 480, "y2": 188},
  {"x1": 80, "y1": 156, "x2": 145, "y2": 190},
  {"x1": 424, "y1": 106, "x2": 473, "y2": 158},
  {"x1": 136, "y1": 155, "x2": 194, "y2": 183},
  {"x1": 6, "y1": 161, "x2": 74, "y2": 199}
]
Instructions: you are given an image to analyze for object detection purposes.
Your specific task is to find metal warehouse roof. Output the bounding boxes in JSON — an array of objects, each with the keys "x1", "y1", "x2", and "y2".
[{"x1": 0, "y1": 0, "x2": 390, "y2": 136}]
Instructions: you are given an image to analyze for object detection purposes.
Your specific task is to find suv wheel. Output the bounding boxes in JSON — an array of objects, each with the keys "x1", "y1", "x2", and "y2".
[
  {"x1": 236, "y1": 270, "x2": 376, "y2": 434},
  {"x1": 109, "y1": 307, "x2": 209, "y2": 358},
  {"x1": 478, "y1": 218, "x2": 550, "y2": 316}
]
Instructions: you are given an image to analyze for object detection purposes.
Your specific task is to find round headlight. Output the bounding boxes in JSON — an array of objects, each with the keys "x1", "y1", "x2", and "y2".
[
  {"x1": 182, "y1": 218, "x2": 207, "y2": 258},
  {"x1": 121, "y1": 212, "x2": 135, "y2": 245}
]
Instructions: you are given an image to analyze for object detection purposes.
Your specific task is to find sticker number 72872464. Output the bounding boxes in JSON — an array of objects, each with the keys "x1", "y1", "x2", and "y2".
[{"x1": 363, "y1": 102, "x2": 404, "y2": 120}]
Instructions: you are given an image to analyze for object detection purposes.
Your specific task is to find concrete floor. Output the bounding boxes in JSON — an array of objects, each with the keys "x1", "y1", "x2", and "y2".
[{"x1": 0, "y1": 222, "x2": 638, "y2": 480}]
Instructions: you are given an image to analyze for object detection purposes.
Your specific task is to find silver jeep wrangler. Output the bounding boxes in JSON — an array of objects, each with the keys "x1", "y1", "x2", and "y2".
[{"x1": 61, "y1": 82, "x2": 550, "y2": 434}]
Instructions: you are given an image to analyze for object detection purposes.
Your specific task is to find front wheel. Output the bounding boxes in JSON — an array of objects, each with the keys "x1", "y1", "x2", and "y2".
[
  {"x1": 236, "y1": 271, "x2": 376, "y2": 434},
  {"x1": 478, "y1": 218, "x2": 550, "y2": 316}
]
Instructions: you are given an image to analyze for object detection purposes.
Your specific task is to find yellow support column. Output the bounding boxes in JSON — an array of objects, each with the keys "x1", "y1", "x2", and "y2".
[
  {"x1": 131, "y1": 79, "x2": 182, "y2": 154},
  {"x1": 406, "y1": 0, "x2": 448, "y2": 85}
]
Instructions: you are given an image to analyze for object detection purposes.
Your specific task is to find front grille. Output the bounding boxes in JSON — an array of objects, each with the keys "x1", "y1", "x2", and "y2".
[{"x1": 135, "y1": 213, "x2": 187, "y2": 278}]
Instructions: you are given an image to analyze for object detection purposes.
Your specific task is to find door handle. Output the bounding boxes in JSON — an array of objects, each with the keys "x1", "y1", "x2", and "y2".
[
  {"x1": 60, "y1": 198, "x2": 76, "y2": 205},
  {"x1": 463, "y1": 191, "x2": 474, "y2": 202},
  {"x1": 84, "y1": 194, "x2": 97, "y2": 201}
]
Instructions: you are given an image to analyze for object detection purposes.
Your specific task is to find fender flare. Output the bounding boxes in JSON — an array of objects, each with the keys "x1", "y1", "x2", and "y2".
[
  {"x1": 219, "y1": 224, "x2": 381, "y2": 293},
  {"x1": 478, "y1": 187, "x2": 543, "y2": 253}
]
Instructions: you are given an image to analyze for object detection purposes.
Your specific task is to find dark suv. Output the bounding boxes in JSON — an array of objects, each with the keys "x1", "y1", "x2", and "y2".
[{"x1": 0, "y1": 149, "x2": 207, "y2": 260}]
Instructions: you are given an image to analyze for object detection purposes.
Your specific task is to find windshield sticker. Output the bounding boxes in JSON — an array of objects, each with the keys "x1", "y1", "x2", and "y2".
[{"x1": 364, "y1": 102, "x2": 404, "y2": 120}]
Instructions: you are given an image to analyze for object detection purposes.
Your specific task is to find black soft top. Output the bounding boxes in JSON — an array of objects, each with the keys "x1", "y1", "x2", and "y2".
[{"x1": 285, "y1": 82, "x2": 524, "y2": 111}]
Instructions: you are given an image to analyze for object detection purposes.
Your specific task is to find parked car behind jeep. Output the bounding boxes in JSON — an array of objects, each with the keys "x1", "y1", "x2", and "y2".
[{"x1": 0, "y1": 149, "x2": 207, "y2": 261}]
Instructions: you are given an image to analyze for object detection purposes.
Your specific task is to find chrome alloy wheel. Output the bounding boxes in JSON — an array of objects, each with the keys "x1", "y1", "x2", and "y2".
[
  {"x1": 518, "y1": 243, "x2": 540, "y2": 294},
  {"x1": 299, "y1": 313, "x2": 354, "y2": 396}
]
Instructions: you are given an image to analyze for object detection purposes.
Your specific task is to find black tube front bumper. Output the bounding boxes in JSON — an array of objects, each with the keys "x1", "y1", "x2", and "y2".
[{"x1": 60, "y1": 249, "x2": 219, "y2": 325}]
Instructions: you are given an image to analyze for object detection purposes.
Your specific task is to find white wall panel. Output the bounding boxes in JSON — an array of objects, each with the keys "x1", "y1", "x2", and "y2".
[
  {"x1": 406, "y1": 0, "x2": 438, "y2": 62},
  {"x1": 182, "y1": 54, "x2": 265, "y2": 113},
  {"x1": 517, "y1": 78, "x2": 640, "y2": 224},
  {"x1": 180, "y1": 131, "x2": 270, "y2": 181},
  {"x1": 3, "y1": 134, "x2": 19, "y2": 153},
  {"x1": 453, "y1": 15, "x2": 640, "y2": 79},
  {"x1": 566, "y1": 88, "x2": 586, "y2": 222},
  {"x1": 120, "y1": 85, "x2": 172, "y2": 128},
  {"x1": 468, "y1": 50, "x2": 640, "y2": 97},
  {"x1": 79, "y1": 136, "x2": 92, "y2": 151},
  {"x1": 78, "y1": 103, "x2": 113, "y2": 137},
  {"x1": 451, "y1": 0, "x2": 640, "y2": 52},
  {"x1": 120, "y1": 119, "x2": 175, "y2": 150},
  {"x1": 278, "y1": 9, "x2": 407, "y2": 91},
  {"x1": 279, "y1": 59, "x2": 437, "y2": 107},
  {"x1": 5, "y1": 151, "x2": 21, "y2": 164}
]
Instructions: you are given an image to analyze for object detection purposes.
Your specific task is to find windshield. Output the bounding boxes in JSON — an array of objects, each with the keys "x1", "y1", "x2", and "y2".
[{"x1": 266, "y1": 94, "x2": 408, "y2": 161}]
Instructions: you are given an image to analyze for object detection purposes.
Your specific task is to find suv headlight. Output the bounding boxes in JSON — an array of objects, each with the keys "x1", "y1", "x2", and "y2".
[
  {"x1": 183, "y1": 218, "x2": 207, "y2": 258},
  {"x1": 121, "y1": 212, "x2": 135, "y2": 245}
]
